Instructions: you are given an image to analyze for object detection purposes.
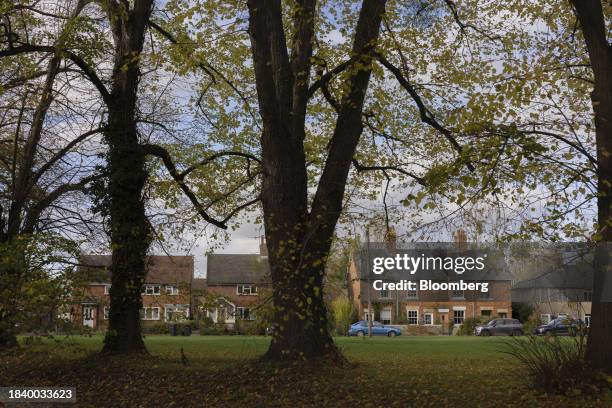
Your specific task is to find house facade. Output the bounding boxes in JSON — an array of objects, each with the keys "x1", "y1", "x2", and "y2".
[
  {"x1": 70, "y1": 255, "x2": 194, "y2": 329},
  {"x1": 512, "y1": 264, "x2": 592, "y2": 326},
  {"x1": 201, "y1": 238, "x2": 270, "y2": 327},
  {"x1": 347, "y1": 243, "x2": 513, "y2": 332}
]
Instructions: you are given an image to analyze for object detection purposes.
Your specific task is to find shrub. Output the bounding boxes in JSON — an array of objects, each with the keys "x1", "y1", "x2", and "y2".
[
  {"x1": 143, "y1": 323, "x2": 169, "y2": 335},
  {"x1": 235, "y1": 320, "x2": 264, "y2": 335},
  {"x1": 200, "y1": 327, "x2": 220, "y2": 336},
  {"x1": 199, "y1": 316, "x2": 215, "y2": 329},
  {"x1": 330, "y1": 297, "x2": 356, "y2": 336},
  {"x1": 511, "y1": 302, "x2": 534, "y2": 323},
  {"x1": 395, "y1": 310, "x2": 408, "y2": 325},
  {"x1": 502, "y1": 334, "x2": 609, "y2": 395},
  {"x1": 522, "y1": 317, "x2": 542, "y2": 335},
  {"x1": 457, "y1": 317, "x2": 484, "y2": 336}
]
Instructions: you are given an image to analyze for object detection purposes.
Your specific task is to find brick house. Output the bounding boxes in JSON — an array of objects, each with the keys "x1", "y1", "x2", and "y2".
[
  {"x1": 201, "y1": 238, "x2": 270, "y2": 327},
  {"x1": 512, "y1": 262, "x2": 592, "y2": 327},
  {"x1": 70, "y1": 255, "x2": 194, "y2": 329},
  {"x1": 347, "y1": 243, "x2": 513, "y2": 332}
]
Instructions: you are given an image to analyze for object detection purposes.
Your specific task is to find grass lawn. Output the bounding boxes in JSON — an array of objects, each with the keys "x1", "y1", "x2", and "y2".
[{"x1": 0, "y1": 335, "x2": 609, "y2": 407}]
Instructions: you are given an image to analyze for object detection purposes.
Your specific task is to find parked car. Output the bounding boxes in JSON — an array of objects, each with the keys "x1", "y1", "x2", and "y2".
[
  {"x1": 348, "y1": 321, "x2": 401, "y2": 337},
  {"x1": 475, "y1": 318, "x2": 523, "y2": 336},
  {"x1": 533, "y1": 317, "x2": 586, "y2": 336}
]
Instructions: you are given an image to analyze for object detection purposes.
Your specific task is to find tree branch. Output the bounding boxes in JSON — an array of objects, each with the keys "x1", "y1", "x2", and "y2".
[
  {"x1": 30, "y1": 127, "x2": 106, "y2": 188},
  {"x1": 142, "y1": 144, "x2": 263, "y2": 229},
  {"x1": 376, "y1": 52, "x2": 475, "y2": 172},
  {"x1": 352, "y1": 158, "x2": 426, "y2": 186},
  {"x1": 0, "y1": 44, "x2": 112, "y2": 106}
]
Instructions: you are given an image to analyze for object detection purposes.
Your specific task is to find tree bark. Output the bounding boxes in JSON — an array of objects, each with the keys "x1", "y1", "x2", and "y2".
[
  {"x1": 570, "y1": 0, "x2": 612, "y2": 373},
  {"x1": 247, "y1": 0, "x2": 386, "y2": 361},
  {"x1": 101, "y1": 0, "x2": 154, "y2": 354}
]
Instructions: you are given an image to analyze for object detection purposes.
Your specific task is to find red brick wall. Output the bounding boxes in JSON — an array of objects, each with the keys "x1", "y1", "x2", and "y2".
[
  {"x1": 71, "y1": 282, "x2": 192, "y2": 329},
  {"x1": 205, "y1": 284, "x2": 267, "y2": 307}
]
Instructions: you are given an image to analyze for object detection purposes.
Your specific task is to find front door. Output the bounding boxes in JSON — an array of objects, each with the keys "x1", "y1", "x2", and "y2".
[{"x1": 83, "y1": 305, "x2": 95, "y2": 328}]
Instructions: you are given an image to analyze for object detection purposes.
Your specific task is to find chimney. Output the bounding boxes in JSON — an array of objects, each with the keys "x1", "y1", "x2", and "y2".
[
  {"x1": 259, "y1": 236, "x2": 268, "y2": 257},
  {"x1": 385, "y1": 226, "x2": 397, "y2": 253},
  {"x1": 453, "y1": 229, "x2": 467, "y2": 251}
]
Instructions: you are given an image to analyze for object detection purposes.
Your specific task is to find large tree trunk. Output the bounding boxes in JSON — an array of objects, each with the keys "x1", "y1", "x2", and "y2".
[
  {"x1": 101, "y1": 0, "x2": 153, "y2": 354},
  {"x1": 570, "y1": 0, "x2": 612, "y2": 373},
  {"x1": 247, "y1": 0, "x2": 386, "y2": 361},
  {"x1": 0, "y1": 238, "x2": 22, "y2": 349}
]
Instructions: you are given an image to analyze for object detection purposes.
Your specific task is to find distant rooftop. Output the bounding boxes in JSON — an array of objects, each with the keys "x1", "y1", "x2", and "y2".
[
  {"x1": 206, "y1": 254, "x2": 270, "y2": 285},
  {"x1": 80, "y1": 255, "x2": 194, "y2": 284}
]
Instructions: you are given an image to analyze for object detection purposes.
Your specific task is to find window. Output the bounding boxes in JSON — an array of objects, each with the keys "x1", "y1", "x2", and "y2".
[
  {"x1": 540, "y1": 314, "x2": 551, "y2": 324},
  {"x1": 165, "y1": 305, "x2": 189, "y2": 321},
  {"x1": 104, "y1": 285, "x2": 111, "y2": 295},
  {"x1": 481, "y1": 310, "x2": 492, "y2": 317},
  {"x1": 583, "y1": 291, "x2": 592, "y2": 302},
  {"x1": 453, "y1": 310, "x2": 465, "y2": 325},
  {"x1": 237, "y1": 284, "x2": 258, "y2": 295},
  {"x1": 236, "y1": 307, "x2": 254, "y2": 320},
  {"x1": 380, "y1": 308, "x2": 392, "y2": 324},
  {"x1": 142, "y1": 285, "x2": 160, "y2": 295},
  {"x1": 451, "y1": 289, "x2": 464, "y2": 299},
  {"x1": 406, "y1": 289, "x2": 417, "y2": 299},
  {"x1": 379, "y1": 289, "x2": 389, "y2": 298},
  {"x1": 423, "y1": 312, "x2": 433, "y2": 325},
  {"x1": 103, "y1": 307, "x2": 109, "y2": 320},
  {"x1": 498, "y1": 312, "x2": 507, "y2": 318},
  {"x1": 165, "y1": 285, "x2": 179, "y2": 295},
  {"x1": 140, "y1": 307, "x2": 160, "y2": 320},
  {"x1": 407, "y1": 310, "x2": 418, "y2": 325},
  {"x1": 584, "y1": 314, "x2": 591, "y2": 327}
]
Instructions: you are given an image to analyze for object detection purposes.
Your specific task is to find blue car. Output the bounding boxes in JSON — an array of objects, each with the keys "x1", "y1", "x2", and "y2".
[{"x1": 348, "y1": 321, "x2": 401, "y2": 337}]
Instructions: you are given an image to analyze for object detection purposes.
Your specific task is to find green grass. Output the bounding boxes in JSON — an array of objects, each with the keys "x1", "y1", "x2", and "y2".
[{"x1": 1, "y1": 335, "x2": 609, "y2": 407}]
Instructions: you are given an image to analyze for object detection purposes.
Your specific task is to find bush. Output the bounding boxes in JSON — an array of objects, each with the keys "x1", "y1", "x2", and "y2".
[
  {"x1": 199, "y1": 316, "x2": 215, "y2": 329},
  {"x1": 395, "y1": 310, "x2": 408, "y2": 325},
  {"x1": 457, "y1": 317, "x2": 485, "y2": 336},
  {"x1": 235, "y1": 319, "x2": 264, "y2": 335},
  {"x1": 512, "y1": 302, "x2": 534, "y2": 323},
  {"x1": 143, "y1": 323, "x2": 169, "y2": 335},
  {"x1": 200, "y1": 324, "x2": 236, "y2": 336},
  {"x1": 522, "y1": 317, "x2": 542, "y2": 335},
  {"x1": 200, "y1": 326, "x2": 220, "y2": 336},
  {"x1": 330, "y1": 297, "x2": 356, "y2": 336},
  {"x1": 502, "y1": 334, "x2": 609, "y2": 395}
]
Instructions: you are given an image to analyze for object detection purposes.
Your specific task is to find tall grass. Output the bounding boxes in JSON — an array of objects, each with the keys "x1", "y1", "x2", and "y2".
[{"x1": 501, "y1": 334, "x2": 609, "y2": 395}]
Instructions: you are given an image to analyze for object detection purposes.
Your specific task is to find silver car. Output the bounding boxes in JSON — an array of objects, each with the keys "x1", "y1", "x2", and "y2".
[{"x1": 475, "y1": 318, "x2": 523, "y2": 336}]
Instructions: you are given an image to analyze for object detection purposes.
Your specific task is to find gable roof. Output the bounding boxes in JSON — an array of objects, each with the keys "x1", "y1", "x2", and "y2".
[
  {"x1": 80, "y1": 255, "x2": 194, "y2": 285},
  {"x1": 206, "y1": 254, "x2": 270, "y2": 285},
  {"x1": 512, "y1": 264, "x2": 593, "y2": 290},
  {"x1": 512, "y1": 244, "x2": 594, "y2": 290}
]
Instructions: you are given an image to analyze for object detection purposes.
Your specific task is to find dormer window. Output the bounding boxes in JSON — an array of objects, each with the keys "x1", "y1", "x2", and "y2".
[
  {"x1": 237, "y1": 284, "x2": 258, "y2": 295},
  {"x1": 142, "y1": 284, "x2": 160, "y2": 295}
]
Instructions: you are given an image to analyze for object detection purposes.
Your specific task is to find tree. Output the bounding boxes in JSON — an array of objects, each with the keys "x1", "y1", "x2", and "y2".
[
  {"x1": 2, "y1": 0, "x2": 263, "y2": 354},
  {"x1": 0, "y1": 0, "x2": 102, "y2": 348},
  {"x1": 244, "y1": 0, "x2": 386, "y2": 361},
  {"x1": 94, "y1": 0, "x2": 155, "y2": 354},
  {"x1": 568, "y1": 0, "x2": 612, "y2": 373}
]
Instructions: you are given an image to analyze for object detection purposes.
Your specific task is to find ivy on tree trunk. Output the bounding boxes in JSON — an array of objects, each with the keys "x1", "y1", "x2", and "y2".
[{"x1": 101, "y1": 0, "x2": 154, "y2": 355}]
